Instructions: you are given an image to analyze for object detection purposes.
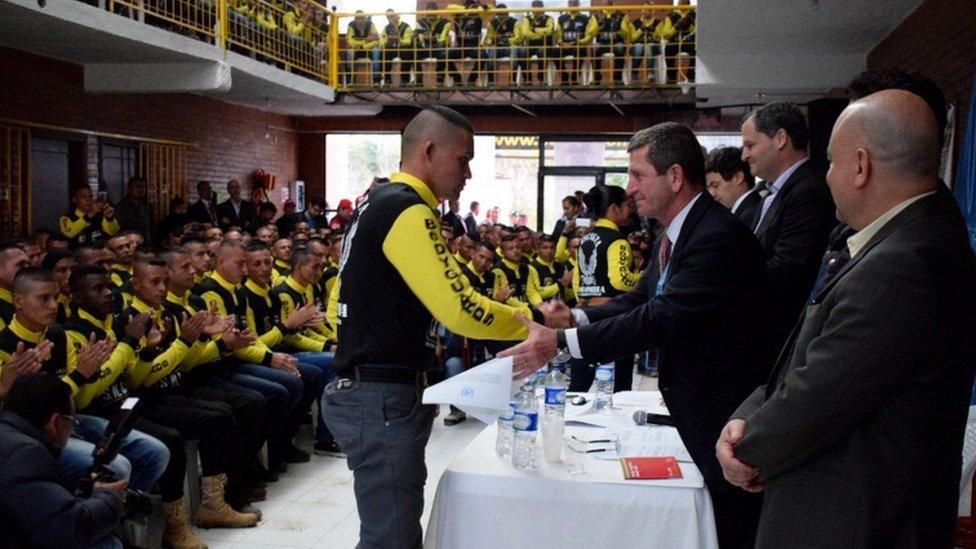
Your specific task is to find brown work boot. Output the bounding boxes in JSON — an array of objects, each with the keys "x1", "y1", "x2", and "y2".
[
  {"x1": 195, "y1": 474, "x2": 260, "y2": 529},
  {"x1": 162, "y1": 498, "x2": 208, "y2": 549}
]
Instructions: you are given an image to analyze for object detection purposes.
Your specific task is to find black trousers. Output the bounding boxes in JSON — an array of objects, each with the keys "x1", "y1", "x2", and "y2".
[{"x1": 135, "y1": 391, "x2": 243, "y2": 501}]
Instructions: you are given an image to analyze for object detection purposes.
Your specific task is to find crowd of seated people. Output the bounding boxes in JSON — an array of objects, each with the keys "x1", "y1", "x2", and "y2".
[
  {"x1": 340, "y1": 0, "x2": 696, "y2": 88},
  {"x1": 76, "y1": 0, "x2": 695, "y2": 88},
  {"x1": 0, "y1": 179, "x2": 352, "y2": 548}
]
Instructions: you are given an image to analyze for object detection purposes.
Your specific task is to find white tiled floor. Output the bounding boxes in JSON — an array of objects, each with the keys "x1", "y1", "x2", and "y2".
[{"x1": 200, "y1": 371, "x2": 659, "y2": 548}]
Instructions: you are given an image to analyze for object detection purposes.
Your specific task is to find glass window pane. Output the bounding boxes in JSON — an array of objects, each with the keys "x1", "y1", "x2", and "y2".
[{"x1": 543, "y1": 175, "x2": 596, "y2": 233}]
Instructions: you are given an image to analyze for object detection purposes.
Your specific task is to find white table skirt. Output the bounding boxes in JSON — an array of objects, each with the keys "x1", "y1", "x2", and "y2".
[{"x1": 425, "y1": 423, "x2": 719, "y2": 549}]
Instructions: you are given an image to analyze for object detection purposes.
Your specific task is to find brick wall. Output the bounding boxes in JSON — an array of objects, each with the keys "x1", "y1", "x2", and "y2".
[
  {"x1": 867, "y1": 0, "x2": 976, "y2": 175},
  {"x1": 0, "y1": 46, "x2": 299, "y2": 205}
]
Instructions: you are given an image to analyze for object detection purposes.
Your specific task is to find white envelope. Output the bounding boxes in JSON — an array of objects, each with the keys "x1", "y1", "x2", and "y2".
[{"x1": 422, "y1": 357, "x2": 521, "y2": 424}]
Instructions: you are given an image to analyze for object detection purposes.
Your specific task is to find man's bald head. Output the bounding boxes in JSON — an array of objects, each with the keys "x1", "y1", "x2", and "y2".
[
  {"x1": 836, "y1": 89, "x2": 941, "y2": 181},
  {"x1": 401, "y1": 106, "x2": 473, "y2": 160}
]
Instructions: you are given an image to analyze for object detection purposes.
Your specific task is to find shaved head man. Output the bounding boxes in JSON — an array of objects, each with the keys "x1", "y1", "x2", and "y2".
[
  {"x1": 826, "y1": 89, "x2": 941, "y2": 230},
  {"x1": 717, "y1": 89, "x2": 976, "y2": 547},
  {"x1": 325, "y1": 105, "x2": 528, "y2": 549},
  {"x1": 400, "y1": 106, "x2": 475, "y2": 201}
]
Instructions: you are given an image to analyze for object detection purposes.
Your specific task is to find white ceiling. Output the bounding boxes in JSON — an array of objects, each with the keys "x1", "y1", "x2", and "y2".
[{"x1": 696, "y1": 0, "x2": 922, "y2": 105}]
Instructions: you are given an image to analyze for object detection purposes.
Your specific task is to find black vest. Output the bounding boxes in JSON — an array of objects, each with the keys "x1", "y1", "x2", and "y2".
[
  {"x1": 525, "y1": 15, "x2": 554, "y2": 46},
  {"x1": 243, "y1": 285, "x2": 283, "y2": 341},
  {"x1": 457, "y1": 14, "x2": 481, "y2": 47},
  {"x1": 595, "y1": 13, "x2": 624, "y2": 44},
  {"x1": 532, "y1": 258, "x2": 565, "y2": 288},
  {"x1": 631, "y1": 17, "x2": 661, "y2": 43},
  {"x1": 558, "y1": 13, "x2": 589, "y2": 43},
  {"x1": 384, "y1": 21, "x2": 411, "y2": 46},
  {"x1": 334, "y1": 183, "x2": 442, "y2": 372},
  {"x1": 494, "y1": 259, "x2": 530, "y2": 302},
  {"x1": 193, "y1": 277, "x2": 250, "y2": 332},
  {"x1": 349, "y1": 20, "x2": 375, "y2": 39},
  {"x1": 489, "y1": 17, "x2": 516, "y2": 46},
  {"x1": 0, "y1": 325, "x2": 68, "y2": 378},
  {"x1": 458, "y1": 263, "x2": 493, "y2": 298},
  {"x1": 576, "y1": 223, "x2": 627, "y2": 298}
]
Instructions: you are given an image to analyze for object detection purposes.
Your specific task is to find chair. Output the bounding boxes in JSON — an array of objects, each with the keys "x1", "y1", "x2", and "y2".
[{"x1": 954, "y1": 405, "x2": 976, "y2": 547}]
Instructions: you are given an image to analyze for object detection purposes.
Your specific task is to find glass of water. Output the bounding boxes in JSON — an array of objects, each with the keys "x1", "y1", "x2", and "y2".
[{"x1": 564, "y1": 436, "x2": 587, "y2": 475}]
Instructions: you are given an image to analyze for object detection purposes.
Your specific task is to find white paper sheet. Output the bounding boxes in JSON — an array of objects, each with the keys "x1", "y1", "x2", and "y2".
[
  {"x1": 422, "y1": 357, "x2": 520, "y2": 423},
  {"x1": 591, "y1": 425, "x2": 694, "y2": 463},
  {"x1": 611, "y1": 390, "x2": 670, "y2": 416}
]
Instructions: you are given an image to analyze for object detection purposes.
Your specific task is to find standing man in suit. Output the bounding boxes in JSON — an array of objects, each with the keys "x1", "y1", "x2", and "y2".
[
  {"x1": 742, "y1": 103, "x2": 836, "y2": 355},
  {"x1": 463, "y1": 200, "x2": 479, "y2": 235},
  {"x1": 501, "y1": 122, "x2": 769, "y2": 548},
  {"x1": 217, "y1": 179, "x2": 257, "y2": 234},
  {"x1": 718, "y1": 90, "x2": 976, "y2": 548},
  {"x1": 705, "y1": 146, "x2": 762, "y2": 229},
  {"x1": 187, "y1": 181, "x2": 219, "y2": 227}
]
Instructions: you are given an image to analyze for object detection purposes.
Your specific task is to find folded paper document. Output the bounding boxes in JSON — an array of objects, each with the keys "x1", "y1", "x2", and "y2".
[{"x1": 422, "y1": 357, "x2": 521, "y2": 424}]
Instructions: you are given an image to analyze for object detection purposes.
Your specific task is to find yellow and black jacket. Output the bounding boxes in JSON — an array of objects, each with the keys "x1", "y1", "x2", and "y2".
[
  {"x1": 195, "y1": 272, "x2": 276, "y2": 366},
  {"x1": 0, "y1": 287, "x2": 14, "y2": 330},
  {"x1": 162, "y1": 290, "x2": 236, "y2": 372},
  {"x1": 528, "y1": 257, "x2": 566, "y2": 305},
  {"x1": 332, "y1": 171, "x2": 528, "y2": 373},
  {"x1": 58, "y1": 208, "x2": 120, "y2": 248},
  {"x1": 273, "y1": 275, "x2": 332, "y2": 342},
  {"x1": 117, "y1": 296, "x2": 194, "y2": 394},
  {"x1": 249, "y1": 278, "x2": 328, "y2": 352},
  {"x1": 63, "y1": 306, "x2": 140, "y2": 414},
  {"x1": 575, "y1": 217, "x2": 639, "y2": 298},
  {"x1": 491, "y1": 257, "x2": 532, "y2": 306},
  {"x1": 0, "y1": 315, "x2": 91, "y2": 396},
  {"x1": 271, "y1": 259, "x2": 291, "y2": 286}
]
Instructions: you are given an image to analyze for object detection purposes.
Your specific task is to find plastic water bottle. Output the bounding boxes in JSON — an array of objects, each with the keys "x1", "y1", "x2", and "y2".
[
  {"x1": 512, "y1": 384, "x2": 539, "y2": 470},
  {"x1": 495, "y1": 401, "x2": 515, "y2": 458},
  {"x1": 534, "y1": 366, "x2": 548, "y2": 396},
  {"x1": 594, "y1": 363, "x2": 615, "y2": 411},
  {"x1": 542, "y1": 364, "x2": 569, "y2": 462}
]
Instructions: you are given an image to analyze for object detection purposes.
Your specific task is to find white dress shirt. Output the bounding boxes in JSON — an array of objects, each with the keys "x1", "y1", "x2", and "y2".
[
  {"x1": 565, "y1": 193, "x2": 704, "y2": 359},
  {"x1": 754, "y1": 157, "x2": 808, "y2": 230}
]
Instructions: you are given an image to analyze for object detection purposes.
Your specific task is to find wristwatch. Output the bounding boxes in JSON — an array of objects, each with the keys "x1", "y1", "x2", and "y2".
[{"x1": 554, "y1": 329, "x2": 572, "y2": 363}]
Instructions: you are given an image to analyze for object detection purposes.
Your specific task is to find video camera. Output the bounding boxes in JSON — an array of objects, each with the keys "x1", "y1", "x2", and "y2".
[{"x1": 75, "y1": 397, "x2": 158, "y2": 519}]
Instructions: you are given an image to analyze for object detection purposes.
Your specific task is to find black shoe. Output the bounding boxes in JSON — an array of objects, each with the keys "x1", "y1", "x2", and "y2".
[
  {"x1": 280, "y1": 444, "x2": 311, "y2": 464},
  {"x1": 269, "y1": 459, "x2": 289, "y2": 474},
  {"x1": 443, "y1": 410, "x2": 467, "y2": 426},
  {"x1": 252, "y1": 464, "x2": 279, "y2": 483},
  {"x1": 314, "y1": 440, "x2": 346, "y2": 457}
]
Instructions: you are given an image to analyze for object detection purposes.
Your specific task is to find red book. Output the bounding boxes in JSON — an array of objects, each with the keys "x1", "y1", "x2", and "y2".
[{"x1": 619, "y1": 456, "x2": 683, "y2": 480}]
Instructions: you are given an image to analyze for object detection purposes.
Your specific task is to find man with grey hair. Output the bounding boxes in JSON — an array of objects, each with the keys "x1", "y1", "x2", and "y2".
[
  {"x1": 718, "y1": 90, "x2": 976, "y2": 547},
  {"x1": 502, "y1": 121, "x2": 769, "y2": 548},
  {"x1": 323, "y1": 105, "x2": 533, "y2": 549}
]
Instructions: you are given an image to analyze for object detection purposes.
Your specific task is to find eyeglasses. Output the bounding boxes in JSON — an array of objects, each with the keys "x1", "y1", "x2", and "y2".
[{"x1": 61, "y1": 414, "x2": 80, "y2": 428}]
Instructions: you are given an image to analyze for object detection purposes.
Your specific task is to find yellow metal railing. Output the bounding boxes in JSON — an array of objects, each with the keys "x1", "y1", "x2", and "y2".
[
  {"x1": 331, "y1": 4, "x2": 694, "y2": 91},
  {"x1": 88, "y1": 2, "x2": 695, "y2": 93}
]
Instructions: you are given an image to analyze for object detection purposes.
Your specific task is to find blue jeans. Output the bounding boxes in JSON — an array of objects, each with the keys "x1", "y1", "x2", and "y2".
[
  {"x1": 444, "y1": 356, "x2": 464, "y2": 379},
  {"x1": 345, "y1": 47, "x2": 381, "y2": 83},
  {"x1": 292, "y1": 351, "x2": 337, "y2": 443},
  {"x1": 630, "y1": 43, "x2": 660, "y2": 70},
  {"x1": 73, "y1": 414, "x2": 170, "y2": 493},
  {"x1": 57, "y1": 436, "x2": 130, "y2": 492}
]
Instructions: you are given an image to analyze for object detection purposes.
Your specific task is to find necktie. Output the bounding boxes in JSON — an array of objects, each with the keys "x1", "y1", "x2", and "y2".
[
  {"x1": 658, "y1": 235, "x2": 672, "y2": 275},
  {"x1": 207, "y1": 200, "x2": 217, "y2": 225},
  {"x1": 755, "y1": 186, "x2": 778, "y2": 235}
]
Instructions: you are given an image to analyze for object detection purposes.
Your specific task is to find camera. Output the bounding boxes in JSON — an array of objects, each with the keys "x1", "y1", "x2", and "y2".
[{"x1": 75, "y1": 398, "x2": 159, "y2": 520}]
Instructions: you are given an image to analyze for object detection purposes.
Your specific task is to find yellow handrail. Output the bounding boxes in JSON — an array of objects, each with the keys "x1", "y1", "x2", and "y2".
[{"x1": 85, "y1": 1, "x2": 695, "y2": 94}]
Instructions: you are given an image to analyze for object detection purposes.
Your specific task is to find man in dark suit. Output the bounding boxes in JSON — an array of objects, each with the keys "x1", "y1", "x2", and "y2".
[
  {"x1": 705, "y1": 146, "x2": 762, "y2": 229},
  {"x1": 463, "y1": 201, "x2": 479, "y2": 235},
  {"x1": 187, "y1": 180, "x2": 219, "y2": 226},
  {"x1": 718, "y1": 90, "x2": 976, "y2": 548},
  {"x1": 502, "y1": 122, "x2": 769, "y2": 548},
  {"x1": 741, "y1": 103, "x2": 837, "y2": 357},
  {"x1": 216, "y1": 179, "x2": 257, "y2": 234}
]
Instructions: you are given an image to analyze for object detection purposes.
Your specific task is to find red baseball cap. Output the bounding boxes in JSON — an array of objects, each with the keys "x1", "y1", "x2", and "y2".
[{"x1": 338, "y1": 199, "x2": 353, "y2": 210}]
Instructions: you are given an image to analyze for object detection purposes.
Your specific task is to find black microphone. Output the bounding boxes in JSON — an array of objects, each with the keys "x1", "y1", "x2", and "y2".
[{"x1": 632, "y1": 409, "x2": 675, "y2": 427}]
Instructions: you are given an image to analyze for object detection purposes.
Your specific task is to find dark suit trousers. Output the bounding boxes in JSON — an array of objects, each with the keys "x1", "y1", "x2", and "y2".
[{"x1": 710, "y1": 486, "x2": 763, "y2": 549}]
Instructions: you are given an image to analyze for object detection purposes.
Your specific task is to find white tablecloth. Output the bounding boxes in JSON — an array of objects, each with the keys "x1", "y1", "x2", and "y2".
[{"x1": 424, "y1": 420, "x2": 719, "y2": 549}]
